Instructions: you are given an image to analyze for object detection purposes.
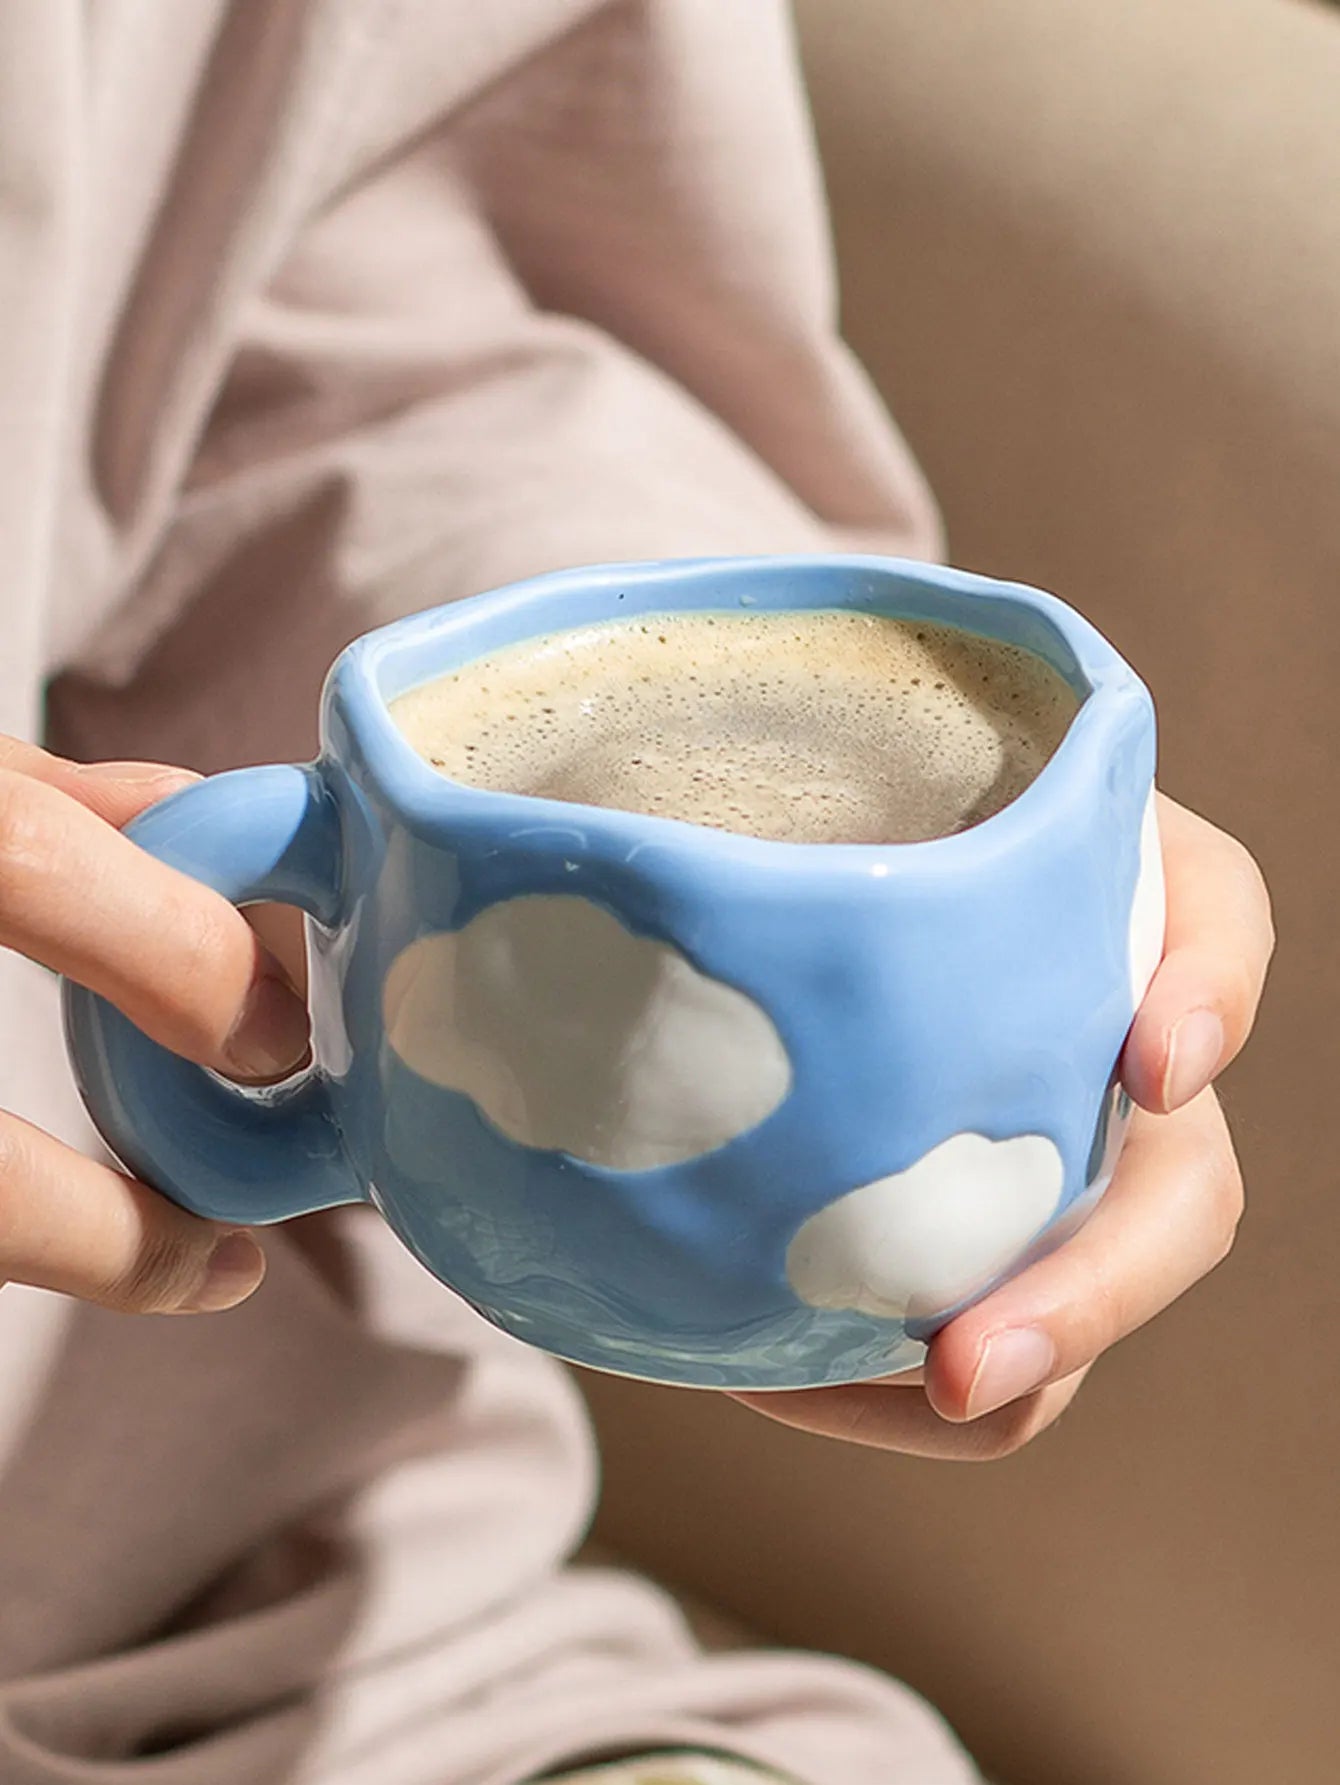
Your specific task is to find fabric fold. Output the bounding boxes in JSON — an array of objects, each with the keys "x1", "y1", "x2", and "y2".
[{"x1": 1, "y1": 4, "x2": 971, "y2": 1780}]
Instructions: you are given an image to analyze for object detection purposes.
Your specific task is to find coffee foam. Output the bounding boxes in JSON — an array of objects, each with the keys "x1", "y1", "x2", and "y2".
[{"x1": 390, "y1": 609, "x2": 1079, "y2": 844}]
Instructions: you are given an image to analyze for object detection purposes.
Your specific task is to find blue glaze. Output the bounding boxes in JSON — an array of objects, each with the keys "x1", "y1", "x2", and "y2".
[{"x1": 63, "y1": 555, "x2": 1158, "y2": 1389}]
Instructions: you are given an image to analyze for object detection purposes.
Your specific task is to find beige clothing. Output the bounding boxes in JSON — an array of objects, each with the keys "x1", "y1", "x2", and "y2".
[
  {"x1": 553, "y1": 1761, "x2": 791, "y2": 1785},
  {"x1": 0, "y1": 3, "x2": 967, "y2": 1781}
]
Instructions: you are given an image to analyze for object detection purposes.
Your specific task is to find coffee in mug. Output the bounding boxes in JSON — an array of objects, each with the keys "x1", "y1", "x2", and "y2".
[{"x1": 390, "y1": 610, "x2": 1078, "y2": 845}]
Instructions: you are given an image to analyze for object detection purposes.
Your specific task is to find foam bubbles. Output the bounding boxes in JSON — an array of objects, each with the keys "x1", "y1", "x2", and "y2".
[{"x1": 390, "y1": 610, "x2": 1079, "y2": 845}]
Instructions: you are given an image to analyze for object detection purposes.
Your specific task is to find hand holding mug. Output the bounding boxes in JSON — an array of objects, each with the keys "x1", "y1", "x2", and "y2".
[
  {"x1": 0, "y1": 737, "x2": 299, "y2": 1312},
  {"x1": 58, "y1": 555, "x2": 1272, "y2": 1413},
  {"x1": 737, "y1": 793, "x2": 1271, "y2": 1456}
]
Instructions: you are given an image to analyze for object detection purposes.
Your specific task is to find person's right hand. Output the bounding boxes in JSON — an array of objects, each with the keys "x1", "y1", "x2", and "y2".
[{"x1": 0, "y1": 737, "x2": 310, "y2": 1313}]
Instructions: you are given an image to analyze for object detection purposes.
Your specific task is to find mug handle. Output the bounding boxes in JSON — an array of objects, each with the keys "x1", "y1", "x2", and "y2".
[{"x1": 62, "y1": 764, "x2": 367, "y2": 1225}]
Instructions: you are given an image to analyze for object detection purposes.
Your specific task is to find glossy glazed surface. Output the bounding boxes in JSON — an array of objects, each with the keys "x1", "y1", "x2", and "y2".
[{"x1": 64, "y1": 555, "x2": 1160, "y2": 1387}]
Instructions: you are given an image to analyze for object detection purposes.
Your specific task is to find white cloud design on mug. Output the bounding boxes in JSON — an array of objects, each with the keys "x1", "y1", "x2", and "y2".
[
  {"x1": 786, "y1": 1132, "x2": 1065, "y2": 1322},
  {"x1": 382, "y1": 895, "x2": 792, "y2": 1171}
]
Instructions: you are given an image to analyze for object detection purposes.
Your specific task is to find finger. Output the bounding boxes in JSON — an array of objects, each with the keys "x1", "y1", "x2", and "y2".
[
  {"x1": 1124, "y1": 795, "x2": 1273, "y2": 1114},
  {"x1": 0, "y1": 735, "x2": 201, "y2": 830},
  {"x1": 734, "y1": 1369, "x2": 1088, "y2": 1461},
  {"x1": 0, "y1": 1110, "x2": 266, "y2": 1313},
  {"x1": 0, "y1": 740, "x2": 311, "y2": 1069},
  {"x1": 924, "y1": 1093, "x2": 1241, "y2": 1423},
  {"x1": 246, "y1": 901, "x2": 309, "y2": 994},
  {"x1": 0, "y1": 768, "x2": 308, "y2": 1080}
]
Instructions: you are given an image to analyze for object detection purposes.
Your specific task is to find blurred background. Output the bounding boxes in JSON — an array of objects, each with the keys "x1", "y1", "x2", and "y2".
[{"x1": 580, "y1": 4, "x2": 1340, "y2": 1783}]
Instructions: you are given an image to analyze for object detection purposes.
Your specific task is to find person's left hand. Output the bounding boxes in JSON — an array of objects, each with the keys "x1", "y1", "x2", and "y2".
[{"x1": 733, "y1": 793, "x2": 1272, "y2": 1460}]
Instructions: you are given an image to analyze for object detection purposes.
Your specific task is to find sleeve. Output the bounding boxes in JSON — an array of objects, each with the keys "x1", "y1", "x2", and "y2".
[{"x1": 49, "y1": 0, "x2": 939, "y2": 771}]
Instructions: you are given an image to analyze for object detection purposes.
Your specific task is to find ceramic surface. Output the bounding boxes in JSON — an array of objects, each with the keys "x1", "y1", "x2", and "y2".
[{"x1": 64, "y1": 556, "x2": 1161, "y2": 1388}]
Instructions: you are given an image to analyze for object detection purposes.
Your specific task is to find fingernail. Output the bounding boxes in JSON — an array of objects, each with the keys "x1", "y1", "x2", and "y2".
[
  {"x1": 187, "y1": 1232, "x2": 267, "y2": 1313},
  {"x1": 72, "y1": 760, "x2": 202, "y2": 786},
  {"x1": 223, "y1": 973, "x2": 310, "y2": 1080},
  {"x1": 1162, "y1": 1008, "x2": 1224, "y2": 1110},
  {"x1": 965, "y1": 1329, "x2": 1057, "y2": 1421}
]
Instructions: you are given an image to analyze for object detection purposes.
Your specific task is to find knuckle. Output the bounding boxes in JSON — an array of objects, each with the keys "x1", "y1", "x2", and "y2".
[
  {"x1": 171, "y1": 888, "x2": 230, "y2": 983},
  {"x1": 1246, "y1": 868, "x2": 1276, "y2": 959},
  {"x1": 0, "y1": 770, "x2": 52, "y2": 888},
  {"x1": 837, "y1": 1391, "x2": 897, "y2": 1450},
  {"x1": 1208, "y1": 1158, "x2": 1246, "y2": 1267},
  {"x1": 1224, "y1": 835, "x2": 1276, "y2": 950},
  {"x1": 1089, "y1": 1260, "x2": 1130, "y2": 1336},
  {"x1": 1221, "y1": 956, "x2": 1261, "y2": 1023},
  {"x1": 104, "y1": 1222, "x2": 208, "y2": 1313},
  {"x1": 1221, "y1": 827, "x2": 1262, "y2": 884},
  {"x1": 1068, "y1": 1253, "x2": 1128, "y2": 1360},
  {"x1": 161, "y1": 891, "x2": 250, "y2": 1060},
  {"x1": 0, "y1": 1119, "x2": 31, "y2": 1252}
]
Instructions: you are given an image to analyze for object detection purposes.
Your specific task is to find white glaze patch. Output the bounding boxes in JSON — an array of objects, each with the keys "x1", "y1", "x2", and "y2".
[
  {"x1": 786, "y1": 1132, "x2": 1065, "y2": 1322},
  {"x1": 1128, "y1": 787, "x2": 1166, "y2": 1009},
  {"x1": 383, "y1": 896, "x2": 791, "y2": 1170}
]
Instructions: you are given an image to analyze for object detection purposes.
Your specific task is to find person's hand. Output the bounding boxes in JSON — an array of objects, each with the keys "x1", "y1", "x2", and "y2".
[
  {"x1": 0, "y1": 737, "x2": 310, "y2": 1313},
  {"x1": 734, "y1": 794, "x2": 1272, "y2": 1460}
]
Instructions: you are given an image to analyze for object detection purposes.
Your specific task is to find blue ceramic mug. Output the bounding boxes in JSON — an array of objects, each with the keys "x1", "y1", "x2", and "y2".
[{"x1": 64, "y1": 555, "x2": 1163, "y2": 1389}]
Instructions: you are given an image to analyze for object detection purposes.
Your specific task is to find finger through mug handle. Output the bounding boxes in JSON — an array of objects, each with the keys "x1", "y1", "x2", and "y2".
[{"x1": 62, "y1": 765, "x2": 367, "y2": 1225}]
